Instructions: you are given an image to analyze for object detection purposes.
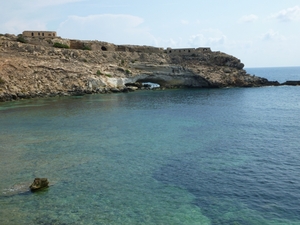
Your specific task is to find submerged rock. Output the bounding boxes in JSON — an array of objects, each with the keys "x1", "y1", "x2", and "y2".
[
  {"x1": 29, "y1": 178, "x2": 49, "y2": 191},
  {"x1": 2, "y1": 183, "x2": 31, "y2": 196}
]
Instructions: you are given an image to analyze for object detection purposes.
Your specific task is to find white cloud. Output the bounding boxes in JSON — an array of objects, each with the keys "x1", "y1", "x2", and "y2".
[
  {"x1": 272, "y1": 5, "x2": 300, "y2": 22},
  {"x1": 181, "y1": 20, "x2": 189, "y2": 25},
  {"x1": 3, "y1": 19, "x2": 47, "y2": 34},
  {"x1": 12, "y1": 0, "x2": 84, "y2": 8},
  {"x1": 58, "y1": 14, "x2": 156, "y2": 45},
  {"x1": 38, "y1": 0, "x2": 84, "y2": 6},
  {"x1": 261, "y1": 29, "x2": 286, "y2": 41},
  {"x1": 188, "y1": 29, "x2": 227, "y2": 47},
  {"x1": 0, "y1": 0, "x2": 84, "y2": 34},
  {"x1": 188, "y1": 34, "x2": 205, "y2": 46},
  {"x1": 238, "y1": 14, "x2": 258, "y2": 23},
  {"x1": 208, "y1": 35, "x2": 227, "y2": 45}
]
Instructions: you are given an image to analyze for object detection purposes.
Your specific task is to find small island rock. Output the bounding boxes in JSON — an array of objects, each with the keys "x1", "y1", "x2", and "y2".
[{"x1": 29, "y1": 178, "x2": 49, "y2": 191}]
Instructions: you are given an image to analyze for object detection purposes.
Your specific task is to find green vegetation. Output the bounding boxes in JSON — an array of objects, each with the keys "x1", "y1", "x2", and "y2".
[
  {"x1": 96, "y1": 70, "x2": 111, "y2": 77},
  {"x1": 120, "y1": 59, "x2": 125, "y2": 65},
  {"x1": 53, "y1": 42, "x2": 70, "y2": 49},
  {"x1": 82, "y1": 45, "x2": 91, "y2": 51},
  {"x1": 16, "y1": 34, "x2": 26, "y2": 43},
  {"x1": 125, "y1": 69, "x2": 131, "y2": 75},
  {"x1": 0, "y1": 77, "x2": 5, "y2": 85},
  {"x1": 96, "y1": 70, "x2": 103, "y2": 75}
]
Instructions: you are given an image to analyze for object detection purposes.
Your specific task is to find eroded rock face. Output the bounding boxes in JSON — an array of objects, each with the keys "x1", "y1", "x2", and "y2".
[
  {"x1": 29, "y1": 178, "x2": 49, "y2": 191},
  {"x1": 0, "y1": 34, "x2": 277, "y2": 102}
]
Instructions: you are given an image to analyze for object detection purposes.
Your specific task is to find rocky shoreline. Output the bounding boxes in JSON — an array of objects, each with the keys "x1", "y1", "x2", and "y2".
[{"x1": 0, "y1": 33, "x2": 285, "y2": 102}]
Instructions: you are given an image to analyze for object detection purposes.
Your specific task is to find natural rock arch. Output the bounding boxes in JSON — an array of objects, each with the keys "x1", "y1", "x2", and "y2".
[
  {"x1": 135, "y1": 78, "x2": 166, "y2": 87},
  {"x1": 125, "y1": 74, "x2": 210, "y2": 89}
]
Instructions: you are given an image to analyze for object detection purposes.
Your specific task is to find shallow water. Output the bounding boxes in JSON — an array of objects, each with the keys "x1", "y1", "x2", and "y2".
[{"x1": 1, "y1": 77, "x2": 300, "y2": 224}]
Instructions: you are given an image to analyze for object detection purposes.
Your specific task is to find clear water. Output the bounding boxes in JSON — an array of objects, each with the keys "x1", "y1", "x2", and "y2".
[
  {"x1": 246, "y1": 66, "x2": 300, "y2": 83},
  {"x1": 1, "y1": 67, "x2": 300, "y2": 225}
]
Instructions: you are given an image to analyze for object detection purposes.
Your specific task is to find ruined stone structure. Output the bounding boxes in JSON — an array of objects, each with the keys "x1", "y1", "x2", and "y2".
[
  {"x1": 22, "y1": 31, "x2": 57, "y2": 38},
  {"x1": 166, "y1": 47, "x2": 211, "y2": 55}
]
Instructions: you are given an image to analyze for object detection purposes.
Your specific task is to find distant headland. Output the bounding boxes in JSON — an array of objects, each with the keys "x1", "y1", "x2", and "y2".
[{"x1": 0, "y1": 31, "x2": 281, "y2": 102}]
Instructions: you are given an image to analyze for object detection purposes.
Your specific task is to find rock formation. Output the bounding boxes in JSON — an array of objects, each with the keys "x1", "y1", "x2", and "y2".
[
  {"x1": 29, "y1": 178, "x2": 49, "y2": 191},
  {"x1": 0, "y1": 33, "x2": 278, "y2": 102}
]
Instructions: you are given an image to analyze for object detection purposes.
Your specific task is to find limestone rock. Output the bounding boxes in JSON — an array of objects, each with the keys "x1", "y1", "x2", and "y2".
[
  {"x1": 29, "y1": 178, "x2": 49, "y2": 191},
  {"x1": 0, "y1": 34, "x2": 279, "y2": 102}
]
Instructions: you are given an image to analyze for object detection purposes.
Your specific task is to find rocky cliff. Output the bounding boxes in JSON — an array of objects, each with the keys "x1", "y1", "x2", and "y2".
[{"x1": 0, "y1": 34, "x2": 277, "y2": 102}]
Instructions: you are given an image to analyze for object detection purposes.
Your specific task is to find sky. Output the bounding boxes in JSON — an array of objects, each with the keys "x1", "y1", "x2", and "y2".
[{"x1": 1, "y1": 0, "x2": 300, "y2": 67}]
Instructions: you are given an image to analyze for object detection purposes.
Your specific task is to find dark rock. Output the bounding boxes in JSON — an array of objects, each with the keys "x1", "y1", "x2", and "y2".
[
  {"x1": 281, "y1": 80, "x2": 300, "y2": 86},
  {"x1": 73, "y1": 92, "x2": 85, "y2": 96},
  {"x1": 110, "y1": 87, "x2": 121, "y2": 93},
  {"x1": 84, "y1": 90, "x2": 93, "y2": 94},
  {"x1": 122, "y1": 87, "x2": 129, "y2": 93},
  {"x1": 143, "y1": 84, "x2": 151, "y2": 88},
  {"x1": 259, "y1": 79, "x2": 280, "y2": 86},
  {"x1": 125, "y1": 82, "x2": 143, "y2": 88},
  {"x1": 29, "y1": 178, "x2": 49, "y2": 191}
]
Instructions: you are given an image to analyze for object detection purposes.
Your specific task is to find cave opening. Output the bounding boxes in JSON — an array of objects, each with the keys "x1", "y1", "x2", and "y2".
[
  {"x1": 136, "y1": 78, "x2": 165, "y2": 89},
  {"x1": 142, "y1": 82, "x2": 160, "y2": 89},
  {"x1": 125, "y1": 82, "x2": 160, "y2": 89},
  {"x1": 101, "y1": 46, "x2": 107, "y2": 51}
]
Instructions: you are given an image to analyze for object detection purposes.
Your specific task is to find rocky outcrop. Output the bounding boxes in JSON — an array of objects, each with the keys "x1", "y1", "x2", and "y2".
[
  {"x1": 0, "y1": 33, "x2": 277, "y2": 102},
  {"x1": 29, "y1": 178, "x2": 49, "y2": 191},
  {"x1": 281, "y1": 81, "x2": 300, "y2": 86}
]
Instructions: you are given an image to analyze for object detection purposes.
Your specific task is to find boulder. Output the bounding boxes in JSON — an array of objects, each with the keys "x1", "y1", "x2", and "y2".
[
  {"x1": 110, "y1": 87, "x2": 121, "y2": 93},
  {"x1": 29, "y1": 178, "x2": 49, "y2": 191}
]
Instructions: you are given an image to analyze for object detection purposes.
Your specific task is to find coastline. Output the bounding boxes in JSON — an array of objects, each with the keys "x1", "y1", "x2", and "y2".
[{"x1": 0, "y1": 33, "x2": 283, "y2": 102}]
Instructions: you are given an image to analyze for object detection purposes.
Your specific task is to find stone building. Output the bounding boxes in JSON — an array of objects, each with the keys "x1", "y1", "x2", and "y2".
[
  {"x1": 22, "y1": 31, "x2": 57, "y2": 38},
  {"x1": 166, "y1": 47, "x2": 211, "y2": 55}
]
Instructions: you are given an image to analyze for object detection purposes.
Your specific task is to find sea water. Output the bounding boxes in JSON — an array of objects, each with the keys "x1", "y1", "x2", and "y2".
[{"x1": 0, "y1": 67, "x2": 300, "y2": 225}]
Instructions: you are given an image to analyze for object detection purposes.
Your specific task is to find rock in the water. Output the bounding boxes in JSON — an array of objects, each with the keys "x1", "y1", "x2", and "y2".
[{"x1": 29, "y1": 178, "x2": 49, "y2": 191}]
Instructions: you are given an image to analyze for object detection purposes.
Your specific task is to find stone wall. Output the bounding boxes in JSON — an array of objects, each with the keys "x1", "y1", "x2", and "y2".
[
  {"x1": 23, "y1": 31, "x2": 57, "y2": 38},
  {"x1": 166, "y1": 47, "x2": 211, "y2": 55}
]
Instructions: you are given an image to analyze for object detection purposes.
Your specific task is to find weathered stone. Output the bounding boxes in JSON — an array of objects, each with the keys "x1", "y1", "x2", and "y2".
[
  {"x1": 110, "y1": 87, "x2": 121, "y2": 93},
  {"x1": 29, "y1": 178, "x2": 49, "y2": 191},
  {"x1": 223, "y1": 68, "x2": 231, "y2": 73},
  {"x1": 126, "y1": 86, "x2": 138, "y2": 91},
  {"x1": 0, "y1": 34, "x2": 279, "y2": 102}
]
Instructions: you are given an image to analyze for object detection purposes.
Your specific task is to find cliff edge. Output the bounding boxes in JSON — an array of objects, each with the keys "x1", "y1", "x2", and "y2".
[{"x1": 0, "y1": 34, "x2": 277, "y2": 102}]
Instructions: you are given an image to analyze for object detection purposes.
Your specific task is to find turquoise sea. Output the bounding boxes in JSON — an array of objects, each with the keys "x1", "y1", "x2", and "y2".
[{"x1": 0, "y1": 67, "x2": 300, "y2": 225}]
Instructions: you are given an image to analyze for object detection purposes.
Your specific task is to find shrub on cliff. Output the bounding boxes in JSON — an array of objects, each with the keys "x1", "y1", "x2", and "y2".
[
  {"x1": 96, "y1": 70, "x2": 103, "y2": 75},
  {"x1": 53, "y1": 42, "x2": 70, "y2": 49},
  {"x1": 17, "y1": 34, "x2": 27, "y2": 43},
  {"x1": 0, "y1": 77, "x2": 5, "y2": 85},
  {"x1": 82, "y1": 45, "x2": 91, "y2": 50}
]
